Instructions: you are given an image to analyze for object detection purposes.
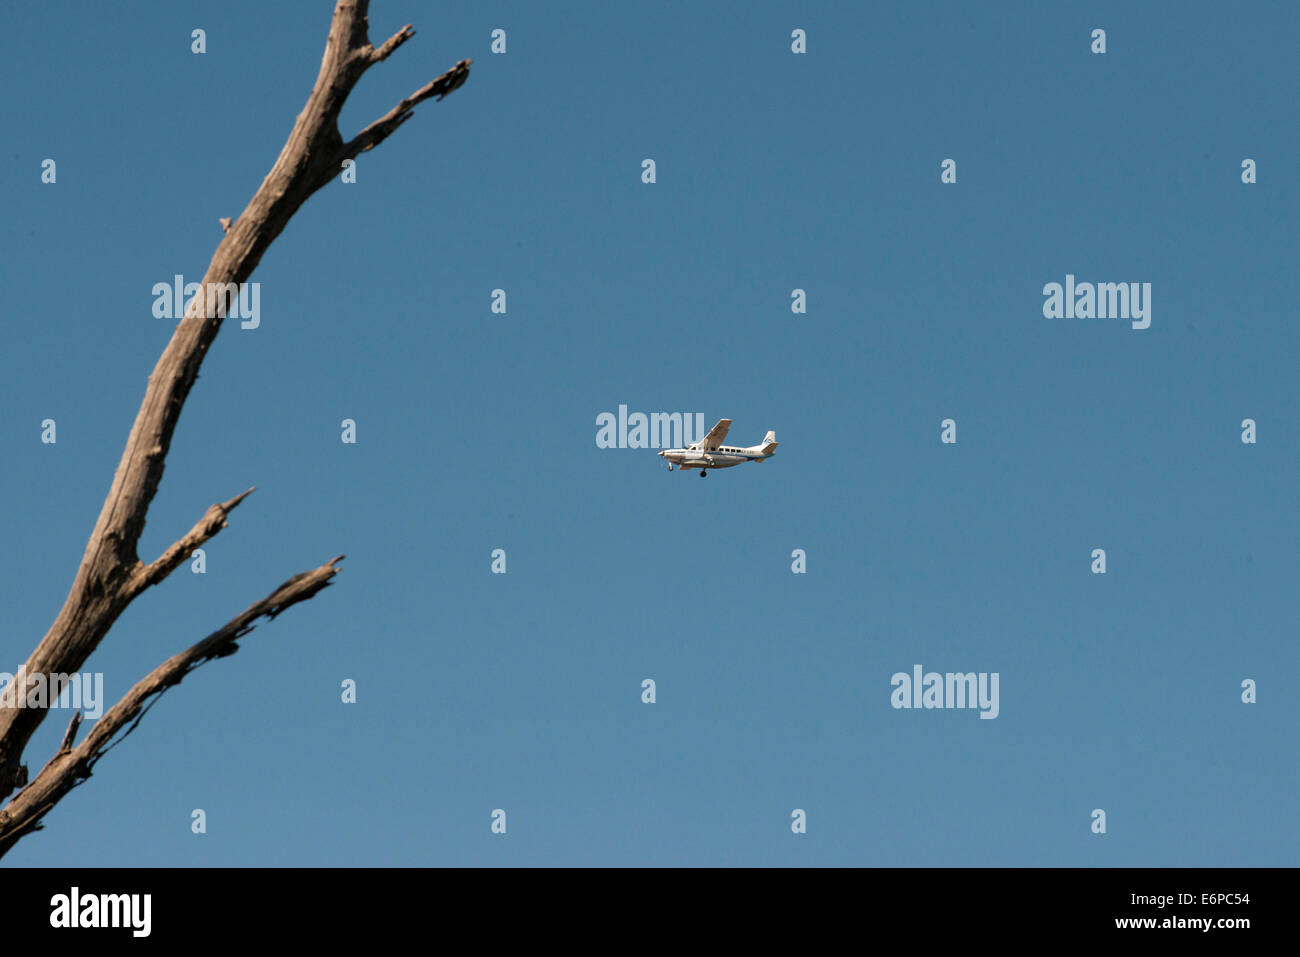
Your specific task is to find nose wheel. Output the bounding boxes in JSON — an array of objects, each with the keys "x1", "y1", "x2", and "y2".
[
  {"x1": 666, "y1": 464, "x2": 674, "y2": 470},
  {"x1": 699, "y1": 470, "x2": 707, "y2": 477}
]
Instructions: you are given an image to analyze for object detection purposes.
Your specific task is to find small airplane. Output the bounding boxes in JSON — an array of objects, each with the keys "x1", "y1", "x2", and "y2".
[{"x1": 658, "y1": 418, "x2": 778, "y2": 476}]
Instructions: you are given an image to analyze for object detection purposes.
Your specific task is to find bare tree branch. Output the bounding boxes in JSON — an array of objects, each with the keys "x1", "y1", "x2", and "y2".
[
  {"x1": 0, "y1": 0, "x2": 468, "y2": 847},
  {"x1": 369, "y1": 23, "x2": 415, "y2": 63},
  {"x1": 57, "y1": 712, "x2": 83, "y2": 754},
  {"x1": 344, "y1": 58, "x2": 472, "y2": 158},
  {"x1": 127, "y1": 487, "x2": 255, "y2": 596},
  {"x1": 0, "y1": 557, "x2": 344, "y2": 857}
]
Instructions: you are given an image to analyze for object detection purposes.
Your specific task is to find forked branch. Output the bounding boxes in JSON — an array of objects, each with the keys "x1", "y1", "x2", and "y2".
[
  {"x1": 0, "y1": 557, "x2": 345, "y2": 856},
  {"x1": 0, "y1": 0, "x2": 469, "y2": 853}
]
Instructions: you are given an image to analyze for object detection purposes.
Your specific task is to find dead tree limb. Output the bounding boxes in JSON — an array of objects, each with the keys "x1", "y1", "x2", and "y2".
[
  {"x1": 0, "y1": 0, "x2": 468, "y2": 855},
  {"x1": 0, "y1": 557, "x2": 344, "y2": 857}
]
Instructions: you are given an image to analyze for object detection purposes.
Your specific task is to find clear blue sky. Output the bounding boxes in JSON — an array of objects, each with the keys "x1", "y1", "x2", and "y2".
[{"x1": 2, "y1": 1, "x2": 1296, "y2": 866}]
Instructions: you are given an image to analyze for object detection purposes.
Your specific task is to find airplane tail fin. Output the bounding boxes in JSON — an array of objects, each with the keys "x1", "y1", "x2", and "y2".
[{"x1": 758, "y1": 431, "x2": 778, "y2": 455}]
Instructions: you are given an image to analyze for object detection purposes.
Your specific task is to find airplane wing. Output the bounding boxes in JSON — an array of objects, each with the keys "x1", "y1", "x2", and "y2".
[{"x1": 700, "y1": 418, "x2": 731, "y2": 451}]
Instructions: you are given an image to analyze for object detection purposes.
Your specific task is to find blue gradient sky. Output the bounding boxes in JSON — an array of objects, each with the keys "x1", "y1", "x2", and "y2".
[{"x1": 2, "y1": 1, "x2": 1296, "y2": 866}]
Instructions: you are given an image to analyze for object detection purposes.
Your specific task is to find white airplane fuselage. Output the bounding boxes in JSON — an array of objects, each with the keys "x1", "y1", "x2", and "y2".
[{"x1": 659, "y1": 447, "x2": 770, "y2": 471}]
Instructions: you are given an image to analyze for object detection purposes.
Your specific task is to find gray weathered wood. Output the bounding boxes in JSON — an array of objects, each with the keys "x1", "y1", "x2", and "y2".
[{"x1": 0, "y1": 0, "x2": 468, "y2": 855}]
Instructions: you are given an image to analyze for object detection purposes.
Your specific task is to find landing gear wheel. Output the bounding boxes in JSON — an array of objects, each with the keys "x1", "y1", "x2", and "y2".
[
  {"x1": 667, "y1": 464, "x2": 674, "y2": 470},
  {"x1": 699, "y1": 470, "x2": 707, "y2": 477}
]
